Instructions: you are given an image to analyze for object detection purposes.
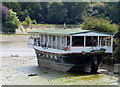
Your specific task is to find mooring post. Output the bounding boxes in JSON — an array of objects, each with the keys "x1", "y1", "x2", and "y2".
[{"x1": 114, "y1": 63, "x2": 120, "y2": 74}]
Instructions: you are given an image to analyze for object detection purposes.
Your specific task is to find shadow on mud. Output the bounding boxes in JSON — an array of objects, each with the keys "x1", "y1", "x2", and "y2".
[{"x1": 15, "y1": 65, "x2": 102, "y2": 79}]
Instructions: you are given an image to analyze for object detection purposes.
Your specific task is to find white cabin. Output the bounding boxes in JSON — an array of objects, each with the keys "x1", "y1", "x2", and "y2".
[{"x1": 28, "y1": 29, "x2": 113, "y2": 54}]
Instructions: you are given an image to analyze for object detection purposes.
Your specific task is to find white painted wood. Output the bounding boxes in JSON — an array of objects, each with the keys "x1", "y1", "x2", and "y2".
[
  {"x1": 111, "y1": 36, "x2": 113, "y2": 53},
  {"x1": 55, "y1": 35, "x2": 57, "y2": 49},
  {"x1": 100, "y1": 38, "x2": 101, "y2": 47},
  {"x1": 105, "y1": 40, "x2": 107, "y2": 46},
  {"x1": 60, "y1": 36, "x2": 62, "y2": 50},
  {"x1": 39, "y1": 34, "x2": 41, "y2": 46},
  {"x1": 47, "y1": 35, "x2": 49, "y2": 44},
  {"x1": 98, "y1": 36, "x2": 99, "y2": 47},
  {"x1": 84, "y1": 36, "x2": 86, "y2": 47},
  {"x1": 71, "y1": 46, "x2": 112, "y2": 53},
  {"x1": 57, "y1": 36, "x2": 60, "y2": 49},
  {"x1": 43, "y1": 35, "x2": 45, "y2": 44},
  {"x1": 47, "y1": 35, "x2": 49, "y2": 47},
  {"x1": 50, "y1": 35, "x2": 53, "y2": 48},
  {"x1": 34, "y1": 46, "x2": 112, "y2": 54},
  {"x1": 70, "y1": 36, "x2": 72, "y2": 51},
  {"x1": 65, "y1": 36, "x2": 67, "y2": 47}
]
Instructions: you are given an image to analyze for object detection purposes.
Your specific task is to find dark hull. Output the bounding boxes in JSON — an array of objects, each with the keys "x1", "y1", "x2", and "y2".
[{"x1": 35, "y1": 49, "x2": 104, "y2": 72}]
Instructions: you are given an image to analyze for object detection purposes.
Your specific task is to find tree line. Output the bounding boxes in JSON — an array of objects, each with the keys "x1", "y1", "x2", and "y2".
[{"x1": 2, "y1": 2, "x2": 119, "y2": 24}]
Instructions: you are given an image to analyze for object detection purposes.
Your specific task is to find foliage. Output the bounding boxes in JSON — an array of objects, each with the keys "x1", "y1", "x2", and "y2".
[
  {"x1": 113, "y1": 1, "x2": 120, "y2": 63},
  {"x1": 105, "y1": 2, "x2": 119, "y2": 23},
  {"x1": 0, "y1": 5, "x2": 8, "y2": 23},
  {"x1": 2, "y1": 9, "x2": 20, "y2": 33},
  {"x1": 3, "y1": 2, "x2": 119, "y2": 24},
  {"x1": 82, "y1": 17, "x2": 118, "y2": 33},
  {"x1": 113, "y1": 41, "x2": 120, "y2": 63},
  {"x1": 21, "y1": 16, "x2": 34, "y2": 25},
  {"x1": 113, "y1": 26, "x2": 120, "y2": 63},
  {"x1": 3, "y1": 2, "x2": 88, "y2": 24},
  {"x1": 2, "y1": 2, "x2": 22, "y2": 21},
  {"x1": 47, "y1": 2, "x2": 67, "y2": 24},
  {"x1": 82, "y1": 2, "x2": 119, "y2": 24},
  {"x1": 82, "y1": 2, "x2": 106, "y2": 19}
]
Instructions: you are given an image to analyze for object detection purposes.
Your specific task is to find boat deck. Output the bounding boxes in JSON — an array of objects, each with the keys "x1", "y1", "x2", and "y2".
[{"x1": 34, "y1": 46, "x2": 75, "y2": 55}]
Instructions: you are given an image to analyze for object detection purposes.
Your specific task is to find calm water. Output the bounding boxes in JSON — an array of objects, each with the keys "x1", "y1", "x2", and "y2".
[{"x1": 0, "y1": 35, "x2": 119, "y2": 85}]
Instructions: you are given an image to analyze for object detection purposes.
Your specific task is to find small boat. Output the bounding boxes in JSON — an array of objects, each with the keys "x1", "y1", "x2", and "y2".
[{"x1": 28, "y1": 29, "x2": 113, "y2": 73}]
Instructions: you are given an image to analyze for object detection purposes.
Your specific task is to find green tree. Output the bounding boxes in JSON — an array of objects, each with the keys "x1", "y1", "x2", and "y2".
[
  {"x1": 82, "y1": 2, "x2": 119, "y2": 24},
  {"x1": 105, "y1": 2, "x2": 119, "y2": 23},
  {"x1": 82, "y1": 2, "x2": 107, "y2": 20},
  {"x1": 2, "y1": 9, "x2": 20, "y2": 33},
  {"x1": 22, "y1": 16, "x2": 33, "y2": 25},
  {"x1": 47, "y1": 2, "x2": 67, "y2": 24},
  {"x1": 64, "y1": 2, "x2": 88, "y2": 24},
  {"x1": 3, "y1": 2, "x2": 22, "y2": 21},
  {"x1": 83, "y1": 17, "x2": 118, "y2": 33}
]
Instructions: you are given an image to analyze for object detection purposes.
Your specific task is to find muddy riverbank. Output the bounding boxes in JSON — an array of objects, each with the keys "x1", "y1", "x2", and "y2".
[{"x1": 0, "y1": 35, "x2": 119, "y2": 85}]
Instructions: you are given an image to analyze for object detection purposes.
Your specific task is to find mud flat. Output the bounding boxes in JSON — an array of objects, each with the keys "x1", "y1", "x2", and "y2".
[{"x1": 0, "y1": 35, "x2": 119, "y2": 85}]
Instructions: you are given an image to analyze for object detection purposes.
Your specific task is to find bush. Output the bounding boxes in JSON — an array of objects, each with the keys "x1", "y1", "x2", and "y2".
[
  {"x1": 21, "y1": 16, "x2": 34, "y2": 25},
  {"x1": 82, "y1": 17, "x2": 118, "y2": 33},
  {"x1": 2, "y1": 9, "x2": 20, "y2": 33}
]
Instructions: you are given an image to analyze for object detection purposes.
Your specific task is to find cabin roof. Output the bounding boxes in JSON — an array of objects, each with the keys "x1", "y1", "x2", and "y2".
[{"x1": 28, "y1": 29, "x2": 113, "y2": 36}]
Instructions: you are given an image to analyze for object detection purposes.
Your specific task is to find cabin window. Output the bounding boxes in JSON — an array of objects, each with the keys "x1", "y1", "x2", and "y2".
[
  {"x1": 41, "y1": 35, "x2": 43, "y2": 44},
  {"x1": 53, "y1": 36, "x2": 55, "y2": 41},
  {"x1": 57, "y1": 36, "x2": 60, "y2": 49},
  {"x1": 62, "y1": 37, "x2": 64, "y2": 45},
  {"x1": 67, "y1": 36, "x2": 70, "y2": 46},
  {"x1": 49, "y1": 35, "x2": 52, "y2": 48},
  {"x1": 72, "y1": 36, "x2": 84, "y2": 47},
  {"x1": 53, "y1": 36, "x2": 56, "y2": 48},
  {"x1": 45, "y1": 35, "x2": 48, "y2": 43},
  {"x1": 86, "y1": 36, "x2": 98, "y2": 46},
  {"x1": 100, "y1": 36, "x2": 111, "y2": 46}
]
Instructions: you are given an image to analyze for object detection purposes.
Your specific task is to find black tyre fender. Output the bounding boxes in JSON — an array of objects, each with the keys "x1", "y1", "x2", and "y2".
[{"x1": 90, "y1": 56, "x2": 98, "y2": 73}]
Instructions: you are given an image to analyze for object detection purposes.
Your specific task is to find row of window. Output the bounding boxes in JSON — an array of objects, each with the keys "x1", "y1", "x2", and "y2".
[
  {"x1": 30, "y1": 33, "x2": 111, "y2": 48},
  {"x1": 72, "y1": 36, "x2": 111, "y2": 47}
]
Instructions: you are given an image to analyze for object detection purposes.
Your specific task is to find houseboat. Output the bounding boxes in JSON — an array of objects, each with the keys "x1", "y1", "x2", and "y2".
[{"x1": 28, "y1": 29, "x2": 113, "y2": 73}]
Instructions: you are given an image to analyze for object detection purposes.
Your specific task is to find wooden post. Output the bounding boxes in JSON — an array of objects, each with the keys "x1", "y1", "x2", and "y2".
[
  {"x1": 55, "y1": 35, "x2": 57, "y2": 49},
  {"x1": 65, "y1": 36, "x2": 67, "y2": 47},
  {"x1": 98, "y1": 36, "x2": 99, "y2": 47},
  {"x1": 60, "y1": 36, "x2": 62, "y2": 50},
  {"x1": 70, "y1": 36, "x2": 72, "y2": 51},
  {"x1": 40, "y1": 34, "x2": 41, "y2": 46},
  {"x1": 84, "y1": 36, "x2": 86, "y2": 47},
  {"x1": 47, "y1": 35, "x2": 49, "y2": 46},
  {"x1": 51, "y1": 36, "x2": 53, "y2": 48},
  {"x1": 43, "y1": 35, "x2": 45, "y2": 44},
  {"x1": 100, "y1": 37, "x2": 101, "y2": 47},
  {"x1": 111, "y1": 36, "x2": 113, "y2": 53}
]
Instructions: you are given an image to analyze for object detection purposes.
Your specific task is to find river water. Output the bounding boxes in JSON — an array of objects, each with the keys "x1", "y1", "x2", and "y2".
[{"x1": 0, "y1": 35, "x2": 119, "y2": 85}]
